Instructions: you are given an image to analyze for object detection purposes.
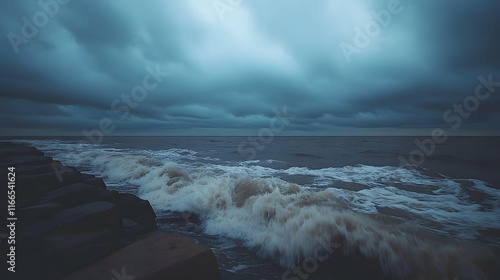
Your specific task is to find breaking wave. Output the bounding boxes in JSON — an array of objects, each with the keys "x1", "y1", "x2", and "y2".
[{"x1": 20, "y1": 139, "x2": 500, "y2": 279}]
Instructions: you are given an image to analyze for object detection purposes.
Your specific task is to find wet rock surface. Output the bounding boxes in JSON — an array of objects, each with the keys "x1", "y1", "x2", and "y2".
[{"x1": 0, "y1": 142, "x2": 221, "y2": 280}]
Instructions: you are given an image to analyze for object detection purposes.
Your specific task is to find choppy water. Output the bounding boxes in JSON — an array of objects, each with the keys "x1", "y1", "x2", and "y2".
[{"x1": 6, "y1": 136, "x2": 500, "y2": 279}]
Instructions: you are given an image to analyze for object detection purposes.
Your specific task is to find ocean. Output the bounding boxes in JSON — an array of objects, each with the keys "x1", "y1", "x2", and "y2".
[{"x1": 5, "y1": 136, "x2": 500, "y2": 279}]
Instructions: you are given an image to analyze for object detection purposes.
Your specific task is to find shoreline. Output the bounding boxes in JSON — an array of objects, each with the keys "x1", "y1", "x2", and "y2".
[
  {"x1": 0, "y1": 142, "x2": 221, "y2": 279},
  {"x1": 2, "y1": 140, "x2": 499, "y2": 280}
]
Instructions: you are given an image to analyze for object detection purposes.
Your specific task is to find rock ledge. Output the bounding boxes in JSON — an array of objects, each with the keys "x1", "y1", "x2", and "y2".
[{"x1": 0, "y1": 142, "x2": 221, "y2": 280}]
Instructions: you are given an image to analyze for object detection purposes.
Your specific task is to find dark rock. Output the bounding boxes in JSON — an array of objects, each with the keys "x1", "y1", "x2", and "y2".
[
  {"x1": 0, "y1": 154, "x2": 53, "y2": 168},
  {"x1": 122, "y1": 218, "x2": 148, "y2": 236},
  {"x1": 16, "y1": 170, "x2": 84, "y2": 202},
  {"x1": 16, "y1": 230, "x2": 127, "y2": 280},
  {"x1": 43, "y1": 230, "x2": 127, "y2": 278},
  {"x1": 17, "y1": 169, "x2": 80, "y2": 187},
  {"x1": 22, "y1": 201, "x2": 123, "y2": 238},
  {"x1": 62, "y1": 232, "x2": 222, "y2": 280},
  {"x1": 38, "y1": 183, "x2": 99, "y2": 208},
  {"x1": 0, "y1": 144, "x2": 44, "y2": 157},
  {"x1": 81, "y1": 173, "x2": 107, "y2": 189},
  {"x1": 111, "y1": 193, "x2": 157, "y2": 232},
  {"x1": 18, "y1": 202, "x2": 61, "y2": 226},
  {"x1": 51, "y1": 201, "x2": 123, "y2": 234},
  {"x1": 97, "y1": 188, "x2": 120, "y2": 201},
  {"x1": 14, "y1": 163, "x2": 59, "y2": 175}
]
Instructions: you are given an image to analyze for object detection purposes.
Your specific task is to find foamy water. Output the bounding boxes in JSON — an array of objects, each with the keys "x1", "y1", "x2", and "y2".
[{"x1": 17, "y1": 138, "x2": 500, "y2": 279}]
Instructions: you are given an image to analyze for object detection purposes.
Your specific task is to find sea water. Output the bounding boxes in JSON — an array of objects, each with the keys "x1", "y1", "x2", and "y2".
[{"x1": 9, "y1": 136, "x2": 500, "y2": 279}]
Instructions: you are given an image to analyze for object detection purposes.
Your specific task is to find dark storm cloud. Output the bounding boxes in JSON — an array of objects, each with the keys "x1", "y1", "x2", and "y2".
[
  {"x1": 0, "y1": 0, "x2": 499, "y2": 136},
  {"x1": 412, "y1": 1, "x2": 500, "y2": 71}
]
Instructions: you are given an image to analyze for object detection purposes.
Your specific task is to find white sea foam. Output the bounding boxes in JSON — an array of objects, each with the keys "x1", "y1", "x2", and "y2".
[{"x1": 20, "y1": 139, "x2": 500, "y2": 279}]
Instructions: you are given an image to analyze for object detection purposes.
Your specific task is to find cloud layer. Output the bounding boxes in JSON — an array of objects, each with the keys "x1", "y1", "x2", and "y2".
[{"x1": 1, "y1": 0, "x2": 499, "y2": 136}]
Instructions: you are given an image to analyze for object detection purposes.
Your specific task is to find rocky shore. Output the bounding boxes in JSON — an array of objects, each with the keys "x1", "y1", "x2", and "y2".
[
  {"x1": 0, "y1": 142, "x2": 221, "y2": 280},
  {"x1": 2, "y1": 141, "x2": 499, "y2": 280}
]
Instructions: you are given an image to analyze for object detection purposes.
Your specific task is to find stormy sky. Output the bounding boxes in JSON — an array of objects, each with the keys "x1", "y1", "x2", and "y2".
[{"x1": 1, "y1": 0, "x2": 499, "y2": 136}]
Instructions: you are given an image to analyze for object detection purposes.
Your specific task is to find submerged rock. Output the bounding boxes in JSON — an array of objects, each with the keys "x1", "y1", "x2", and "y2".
[{"x1": 62, "y1": 232, "x2": 222, "y2": 280}]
